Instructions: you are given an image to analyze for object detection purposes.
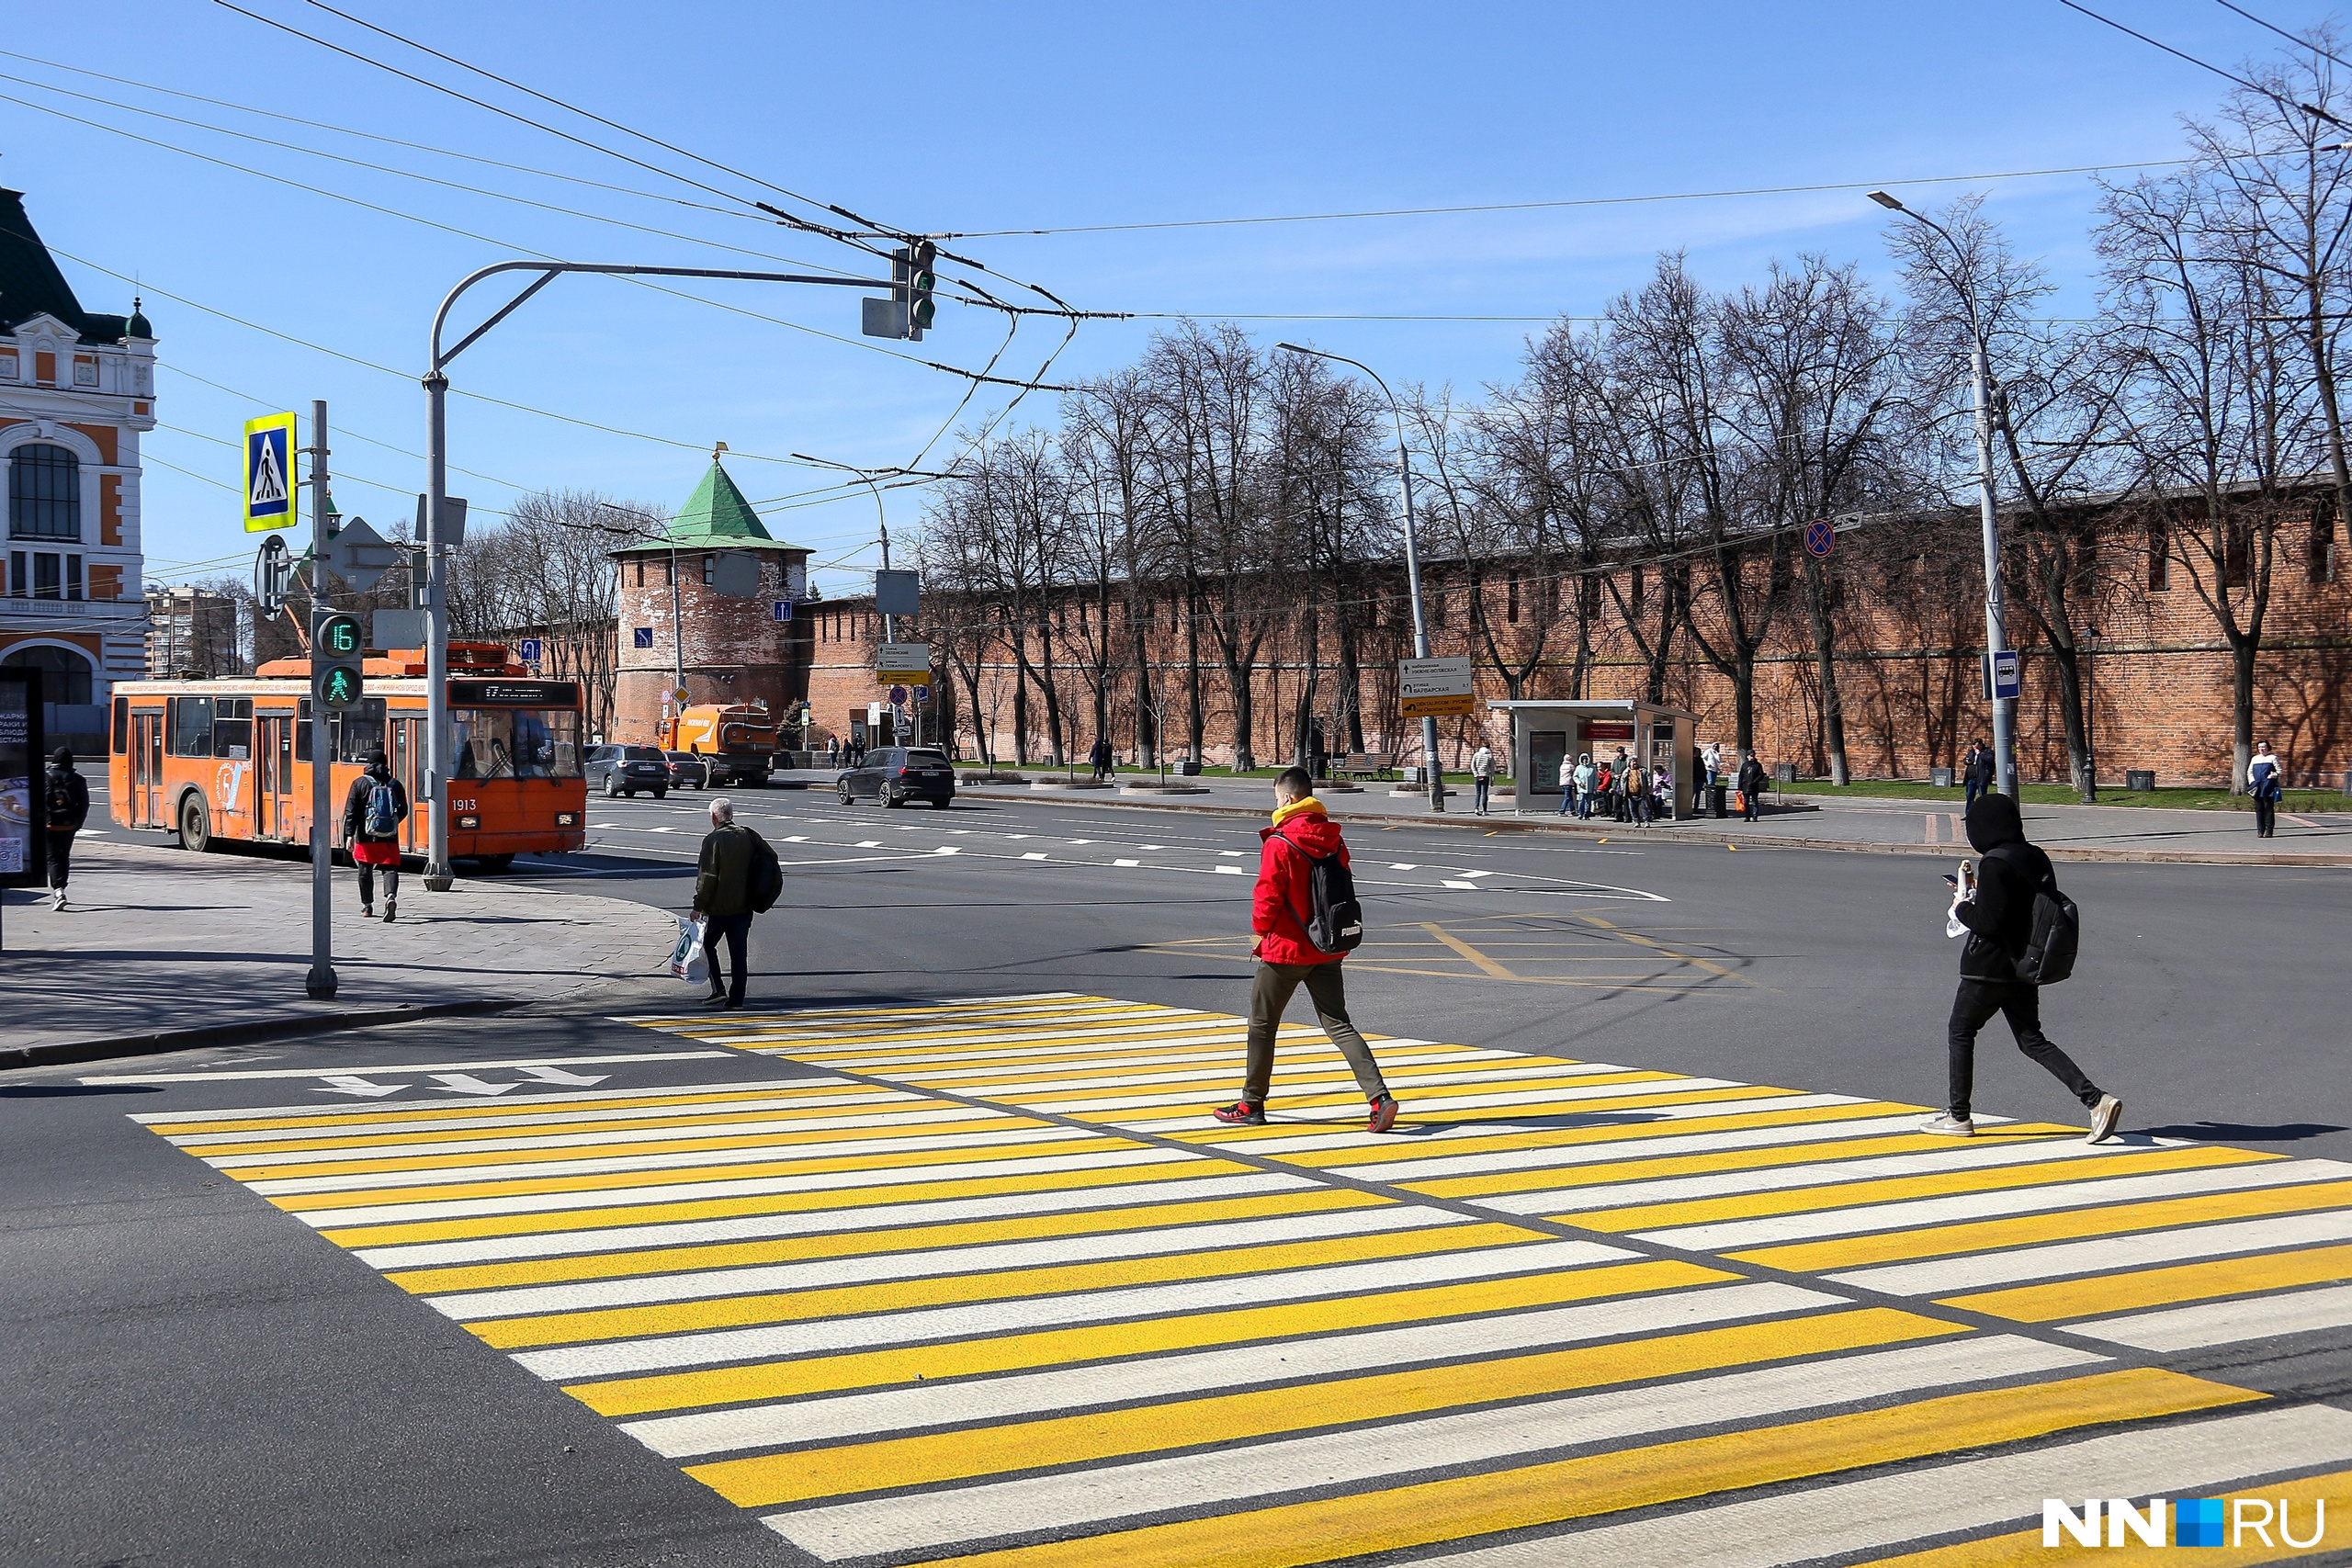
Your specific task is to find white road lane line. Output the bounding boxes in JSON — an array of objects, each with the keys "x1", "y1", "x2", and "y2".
[
  {"x1": 1424, "y1": 1404, "x2": 2352, "y2": 1568},
  {"x1": 514, "y1": 1237, "x2": 1630, "y2": 1382},
  {"x1": 2065, "y1": 1282, "x2": 2352, "y2": 1352},
  {"x1": 628, "y1": 1280, "x2": 1842, "y2": 1459},
  {"x1": 431, "y1": 1205, "x2": 1466, "y2": 1322},
  {"x1": 1830, "y1": 1210, "x2": 2352, "y2": 1296},
  {"x1": 760, "y1": 1336, "x2": 2098, "y2": 1561},
  {"x1": 353, "y1": 1170, "x2": 1314, "y2": 1269}
]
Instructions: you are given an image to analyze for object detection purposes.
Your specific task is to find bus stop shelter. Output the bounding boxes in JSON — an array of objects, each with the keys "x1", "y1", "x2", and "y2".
[{"x1": 1487, "y1": 699, "x2": 1701, "y2": 818}]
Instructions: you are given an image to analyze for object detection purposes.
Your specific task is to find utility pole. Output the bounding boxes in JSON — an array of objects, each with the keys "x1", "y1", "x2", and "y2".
[
  {"x1": 1871, "y1": 192, "x2": 2016, "y2": 796},
  {"x1": 303, "y1": 400, "x2": 336, "y2": 998},
  {"x1": 1274, "y1": 344, "x2": 1445, "y2": 811}
]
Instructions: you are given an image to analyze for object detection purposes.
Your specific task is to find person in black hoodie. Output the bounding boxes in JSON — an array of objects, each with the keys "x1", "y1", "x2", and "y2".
[
  {"x1": 1925, "y1": 793, "x2": 2121, "y2": 1142},
  {"x1": 43, "y1": 747, "x2": 90, "y2": 910}
]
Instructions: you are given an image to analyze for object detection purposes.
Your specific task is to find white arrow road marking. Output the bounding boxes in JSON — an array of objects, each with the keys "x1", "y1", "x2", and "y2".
[
  {"x1": 1022, "y1": 852, "x2": 1048, "y2": 861},
  {"x1": 1114, "y1": 859, "x2": 1140, "y2": 867},
  {"x1": 431, "y1": 1074, "x2": 522, "y2": 1097},
  {"x1": 516, "y1": 1066, "x2": 609, "y2": 1087},
  {"x1": 933, "y1": 846, "x2": 961, "y2": 855},
  {"x1": 312, "y1": 1076, "x2": 407, "y2": 1098},
  {"x1": 1443, "y1": 880, "x2": 1480, "y2": 890},
  {"x1": 1214, "y1": 864, "x2": 1246, "y2": 875}
]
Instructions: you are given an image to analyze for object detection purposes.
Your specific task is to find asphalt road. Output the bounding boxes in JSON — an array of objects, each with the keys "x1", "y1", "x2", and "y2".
[{"x1": 6, "y1": 780, "x2": 2347, "y2": 1566}]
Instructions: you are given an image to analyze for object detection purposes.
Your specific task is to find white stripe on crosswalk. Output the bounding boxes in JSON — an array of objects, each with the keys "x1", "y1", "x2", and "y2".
[
  {"x1": 98, "y1": 1052, "x2": 741, "y2": 1086},
  {"x1": 210, "y1": 1119, "x2": 1071, "y2": 1173},
  {"x1": 1419, "y1": 1404, "x2": 2352, "y2": 1568},
  {"x1": 761, "y1": 1336, "x2": 2098, "y2": 1562},
  {"x1": 130, "y1": 1079, "x2": 848, "y2": 1123},
  {"x1": 162, "y1": 1099, "x2": 998, "y2": 1147},
  {"x1": 623, "y1": 1280, "x2": 1843, "y2": 1459},
  {"x1": 514, "y1": 1237, "x2": 1628, "y2": 1382},
  {"x1": 1829, "y1": 1210, "x2": 2352, "y2": 1296},
  {"x1": 2069, "y1": 1282, "x2": 2352, "y2": 1353},
  {"x1": 1547, "y1": 1136, "x2": 2198, "y2": 1213}
]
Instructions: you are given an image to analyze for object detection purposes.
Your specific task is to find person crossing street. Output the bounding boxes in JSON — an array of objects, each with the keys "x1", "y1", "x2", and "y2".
[
  {"x1": 692, "y1": 795, "x2": 779, "y2": 1010},
  {"x1": 42, "y1": 747, "x2": 88, "y2": 910},
  {"x1": 339, "y1": 750, "x2": 409, "y2": 921},
  {"x1": 1211, "y1": 767, "x2": 1398, "y2": 1134}
]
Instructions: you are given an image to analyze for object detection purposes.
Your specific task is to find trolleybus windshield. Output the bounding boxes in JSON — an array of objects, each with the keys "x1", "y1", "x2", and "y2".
[{"x1": 452, "y1": 707, "x2": 582, "y2": 779}]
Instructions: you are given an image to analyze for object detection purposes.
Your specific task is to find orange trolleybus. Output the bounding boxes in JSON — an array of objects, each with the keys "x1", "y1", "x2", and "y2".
[{"x1": 109, "y1": 642, "x2": 587, "y2": 871}]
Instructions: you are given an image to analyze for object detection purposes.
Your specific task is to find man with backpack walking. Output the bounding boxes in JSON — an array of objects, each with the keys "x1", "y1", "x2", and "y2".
[
  {"x1": 42, "y1": 747, "x2": 88, "y2": 910},
  {"x1": 1212, "y1": 767, "x2": 1398, "y2": 1134},
  {"x1": 339, "y1": 750, "x2": 408, "y2": 921},
  {"x1": 692, "y1": 795, "x2": 781, "y2": 1010},
  {"x1": 1925, "y1": 793, "x2": 2121, "y2": 1143}
]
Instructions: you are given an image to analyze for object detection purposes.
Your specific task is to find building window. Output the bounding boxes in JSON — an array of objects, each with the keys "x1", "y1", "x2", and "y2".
[
  {"x1": 0, "y1": 350, "x2": 15, "y2": 379},
  {"x1": 2310, "y1": 504, "x2": 2336, "y2": 585},
  {"x1": 2147, "y1": 524, "x2": 2170, "y2": 591},
  {"x1": 2, "y1": 644, "x2": 94, "y2": 705},
  {"x1": 7, "y1": 550, "x2": 21, "y2": 596},
  {"x1": 1506, "y1": 574, "x2": 1520, "y2": 624},
  {"x1": 9, "y1": 444, "x2": 81, "y2": 540},
  {"x1": 633, "y1": 558, "x2": 645, "y2": 588}
]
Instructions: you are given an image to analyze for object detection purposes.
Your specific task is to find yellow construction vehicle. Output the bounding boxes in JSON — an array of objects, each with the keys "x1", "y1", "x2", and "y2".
[{"x1": 664, "y1": 702, "x2": 781, "y2": 786}]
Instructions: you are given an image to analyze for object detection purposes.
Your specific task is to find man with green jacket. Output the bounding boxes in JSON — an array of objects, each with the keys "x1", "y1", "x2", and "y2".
[{"x1": 693, "y1": 796, "x2": 767, "y2": 1009}]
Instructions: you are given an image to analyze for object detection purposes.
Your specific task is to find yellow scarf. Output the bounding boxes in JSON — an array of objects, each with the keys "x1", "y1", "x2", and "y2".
[{"x1": 1271, "y1": 795, "x2": 1326, "y2": 828}]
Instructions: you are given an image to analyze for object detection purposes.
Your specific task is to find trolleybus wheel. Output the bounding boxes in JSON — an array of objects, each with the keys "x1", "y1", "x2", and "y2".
[
  {"x1": 179, "y1": 795, "x2": 214, "y2": 853},
  {"x1": 472, "y1": 854, "x2": 514, "y2": 874}
]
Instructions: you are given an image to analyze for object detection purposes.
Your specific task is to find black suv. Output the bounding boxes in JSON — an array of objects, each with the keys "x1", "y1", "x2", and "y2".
[
  {"x1": 586, "y1": 743, "x2": 670, "y2": 799},
  {"x1": 837, "y1": 746, "x2": 956, "y2": 809}
]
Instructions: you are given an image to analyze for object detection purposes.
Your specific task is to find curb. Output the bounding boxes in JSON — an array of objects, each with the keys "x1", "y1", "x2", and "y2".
[
  {"x1": 958, "y1": 786, "x2": 2352, "y2": 866},
  {"x1": 1, "y1": 998, "x2": 523, "y2": 1073}
]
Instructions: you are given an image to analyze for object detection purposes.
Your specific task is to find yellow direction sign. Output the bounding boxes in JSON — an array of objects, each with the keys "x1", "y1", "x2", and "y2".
[
  {"x1": 876, "y1": 641, "x2": 931, "y2": 683},
  {"x1": 243, "y1": 412, "x2": 298, "y2": 534},
  {"x1": 1399, "y1": 655, "x2": 1476, "y2": 716}
]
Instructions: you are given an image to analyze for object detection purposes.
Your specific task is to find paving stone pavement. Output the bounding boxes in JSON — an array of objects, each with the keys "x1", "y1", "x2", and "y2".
[{"x1": 0, "y1": 837, "x2": 683, "y2": 1059}]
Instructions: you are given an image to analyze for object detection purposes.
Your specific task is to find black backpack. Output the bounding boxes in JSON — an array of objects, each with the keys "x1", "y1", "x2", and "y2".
[
  {"x1": 1271, "y1": 829, "x2": 1365, "y2": 954},
  {"x1": 746, "y1": 829, "x2": 784, "y2": 914},
  {"x1": 1995, "y1": 846, "x2": 2080, "y2": 986},
  {"x1": 46, "y1": 771, "x2": 78, "y2": 827}
]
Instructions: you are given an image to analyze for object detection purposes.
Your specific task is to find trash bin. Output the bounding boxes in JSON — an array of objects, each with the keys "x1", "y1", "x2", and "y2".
[
  {"x1": 1710, "y1": 783, "x2": 1729, "y2": 818},
  {"x1": 2125, "y1": 769, "x2": 2155, "y2": 792},
  {"x1": 1930, "y1": 766, "x2": 1954, "y2": 788},
  {"x1": 1773, "y1": 762, "x2": 1798, "y2": 784}
]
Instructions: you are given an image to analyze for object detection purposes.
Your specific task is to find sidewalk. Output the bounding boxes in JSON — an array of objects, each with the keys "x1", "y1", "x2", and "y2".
[
  {"x1": 778, "y1": 767, "x2": 2352, "y2": 865},
  {"x1": 0, "y1": 838, "x2": 681, "y2": 1066}
]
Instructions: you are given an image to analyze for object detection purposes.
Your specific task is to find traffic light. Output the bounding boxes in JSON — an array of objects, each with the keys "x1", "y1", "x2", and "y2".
[
  {"x1": 907, "y1": 240, "x2": 937, "y2": 336},
  {"x1": 315, "y1": 610, "x2": 365, "y2": 709}
]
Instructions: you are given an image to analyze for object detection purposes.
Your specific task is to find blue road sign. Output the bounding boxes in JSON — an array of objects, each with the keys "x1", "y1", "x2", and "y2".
[
  {"x1": 1804, "y1": 520, "x2": 1835, "y2": 558},
  {"x1": 632, "y1": 627, "x2": 654, "y2": 649},
  {"x1": 1985, "y1": 649, "x2": 2021, "y2": 701},
  {"x1": 771, "y1": 599, "x2": 794, "y2": 623},
  {"x1": 517, "y1": 637, "x2": 543, "y2": 663},
  {"x1": 913, "y1": 683, "x2": 931, "y2": 705},
  {"x1": 888, "y1": 684, "x2": 908, "y2": 707}
]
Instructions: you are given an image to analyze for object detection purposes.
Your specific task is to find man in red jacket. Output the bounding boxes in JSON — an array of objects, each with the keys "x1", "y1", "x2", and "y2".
[{"x1": 1213, "y1": 767, "x2": 1399, "y2": 1133}]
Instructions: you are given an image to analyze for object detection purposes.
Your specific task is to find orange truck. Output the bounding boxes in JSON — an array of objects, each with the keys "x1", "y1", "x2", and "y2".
[
  {"x1": 109, "y1": 642, "x2": 587, "y2": 872},
  {"x1": 664, "y1": 703, "x2": 781, "y2": 786}
]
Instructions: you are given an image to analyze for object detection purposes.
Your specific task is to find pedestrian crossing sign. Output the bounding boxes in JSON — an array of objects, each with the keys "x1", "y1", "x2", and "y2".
[{"x1": 243, "y1": 412, "x2": 298, "y2": 533}]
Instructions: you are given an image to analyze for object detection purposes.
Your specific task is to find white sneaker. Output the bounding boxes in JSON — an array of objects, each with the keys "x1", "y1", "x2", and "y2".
[
  {"x1": 2086, "y1": 1094, "x2": 2123, "y2": 1144},
  {"x1": 50, "y1": 888, "x2": 65, "y2": 910},
  {"x1": 1920, "y1": 1112, "x2": 1976, "y2": 1137}
]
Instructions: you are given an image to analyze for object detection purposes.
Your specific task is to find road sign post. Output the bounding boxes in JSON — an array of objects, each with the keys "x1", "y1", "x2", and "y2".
[
  {"x1": 1984, "y1": 649, "x2": 2021, "y2": 704},
  {"x1": 302, "y1": 400, "x2": 337, "y2": 999}
]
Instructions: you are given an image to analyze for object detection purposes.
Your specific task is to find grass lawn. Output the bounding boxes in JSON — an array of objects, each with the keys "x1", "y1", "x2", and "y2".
[{"x1": 1774, "y1": 778, "x2": 2351, "y2": 812}]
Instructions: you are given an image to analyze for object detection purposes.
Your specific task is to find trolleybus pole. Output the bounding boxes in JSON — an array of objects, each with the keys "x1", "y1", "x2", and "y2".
[{"x1": 305, "y1": 399, "x2": 337, "y2": 998}]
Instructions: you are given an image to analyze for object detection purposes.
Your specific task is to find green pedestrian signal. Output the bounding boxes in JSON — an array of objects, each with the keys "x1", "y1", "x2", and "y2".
[
  {"x1": 908, "y1": 240, "x2": 938, "y2": 333},
  {"x1": 314, "y1": 610, "x2": 365, "y2": 709}
]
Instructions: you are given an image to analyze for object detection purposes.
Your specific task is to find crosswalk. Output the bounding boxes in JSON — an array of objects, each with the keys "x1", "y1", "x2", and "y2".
[{"x1": 125, "y1": 993, "x2": 2352, "y2": 1564}]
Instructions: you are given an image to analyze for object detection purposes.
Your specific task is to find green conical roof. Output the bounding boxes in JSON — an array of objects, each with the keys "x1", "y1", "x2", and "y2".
[{"x1": 665, "y1": 458, "x2": 771, "y2": 546}]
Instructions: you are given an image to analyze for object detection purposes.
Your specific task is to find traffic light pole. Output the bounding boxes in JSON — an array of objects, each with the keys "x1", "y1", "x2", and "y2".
[
  {"x1": 422, "y1": 258, "x2": 889, "y2": 892},
  {"x1": 304, "y1": 399, "x2": 337, "y2": 999}
]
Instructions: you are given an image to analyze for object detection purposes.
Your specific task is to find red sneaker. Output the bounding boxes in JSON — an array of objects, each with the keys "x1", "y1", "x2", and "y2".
[
  {"x1": 1211, "y1": 1100, "x2": 1267, "y2": 1125},
  {"x1": 1367, "y1": 1093, "x2": 1399, "y2": 1134}
]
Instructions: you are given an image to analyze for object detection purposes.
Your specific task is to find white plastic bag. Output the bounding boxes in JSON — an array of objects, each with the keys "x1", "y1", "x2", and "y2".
[{"x1": 669, "y1": 915, "x2": 707, "y2": 983}]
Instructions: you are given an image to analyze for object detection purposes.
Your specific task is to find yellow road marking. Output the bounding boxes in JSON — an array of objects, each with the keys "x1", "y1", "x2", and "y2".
[
  {"x1": 1283, "y1": 1100, "x2": 1946, "y2": 1170},
  {"x1": 469, "y1": 1221, "x2": 1542, "y2": 1350},
  {"x1": 1402, "y1": 1130, "x2": 2064, "y2": 1201},
  {"x1": 926, "y1": 1369, "x2": 2256, "y2": 1568},
  {"x1": 386, "y1": 1186, "x2": 1381, "y2": 1296},
  {"x1": 1736, "y1": 1180, "x2": 2352, "y2": 1274},
  {"x1": 187, "y1": 1108, "x2": 1034, "y2": 1159},
  {"x1": 1419, "y1": 922, "x2": 1518, "y2": 979},
  {"x1": 1577, "y1": 913, "x2": 1767, "y2": 988},
  {"x1": 1939, "y1": 1241, "x2": 2352, "y2": 1324},
  {"x1": 693, "y1": 1306, "x2": 1956, "y2": 1507},
  {"x1": 568, "y1": 1257, "x2": 1731, "y2": 1416},
  {"x1": 147, "y1": 1083, "x2": 910, "y2": 1138}
]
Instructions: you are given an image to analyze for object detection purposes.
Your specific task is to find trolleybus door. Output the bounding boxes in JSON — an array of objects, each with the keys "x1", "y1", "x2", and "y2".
[
  {"x1": 257, "y1": 714, "x2": 293, "y2": 839},
  {"x1": 392, "y1": 717, "x2": 425, "y2": 852},
  {"x1": 132, "y1": 710, "x2": 163, "y2": 827}
]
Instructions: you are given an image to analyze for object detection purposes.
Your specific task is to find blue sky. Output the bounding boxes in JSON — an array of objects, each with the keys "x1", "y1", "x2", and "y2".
[{"x1": 2, "y1": 0, "x2": 2326, "y2": 594}]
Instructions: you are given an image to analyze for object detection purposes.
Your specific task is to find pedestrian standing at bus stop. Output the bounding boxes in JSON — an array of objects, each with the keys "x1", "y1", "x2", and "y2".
[
  {"x1": 43, "y1": 747, "x2": 88, "y2": 910},
  {"x1": 340, "y1": 750, "x2": 409, "y2": 922},
  {"x1": 1211, "y1": 767, "x2": 1399, "y2": 1134}
]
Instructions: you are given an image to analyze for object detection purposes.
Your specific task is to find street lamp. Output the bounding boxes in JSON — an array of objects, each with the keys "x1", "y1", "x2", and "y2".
[
  {"x1": 1869, "y1": 191, "x2": 2019, "y2": 800},
  {"x1": 793, "y1": 455, "x2": 951, "y2": 746},
  {"x1": 1273, "y1": 342, "x2": 1445, "y2": 813},
  {"x1": 2081, "y1": 625, "x2": 2100, "y2": 805}
]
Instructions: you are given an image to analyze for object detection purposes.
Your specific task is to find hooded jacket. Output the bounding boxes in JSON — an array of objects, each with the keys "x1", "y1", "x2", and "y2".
[
  {"x1": 44, "y1": 750, "x2": 89, "y2": 831},
  {"x1": 1954, "y1": 793, "x2": 2054, "y2": 982},
  {"x1": 340, "y1": 762, "x2": 409, "y2": 842},
  {"x1": 1253, "y1": 796, "x2": 1349, "y2": 966}
]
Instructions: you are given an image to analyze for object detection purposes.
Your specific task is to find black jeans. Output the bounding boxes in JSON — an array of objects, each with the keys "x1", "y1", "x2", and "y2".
[
  {"x1": 1947, "y1": 978, "x2": 2101, "y2": 1121},
  {"x1": 357, "y1": 863, "x2": 400, "y2": 907},
  {"x1": 2255, "y1": 797, "x2": 2277, "y2": 837},
  {"x1": 702, "y1": 911, "x2": 752, "y2": 1003},
  {"x1": 1242, "y1": 961, "x2": 1387, "y2": 1105},
  {"x1": 47, "y1": 829, "x2": 74, "y2": 889},
  {"x1": 1474, "y1": 777, "x2": 1490, "y2": 813}
]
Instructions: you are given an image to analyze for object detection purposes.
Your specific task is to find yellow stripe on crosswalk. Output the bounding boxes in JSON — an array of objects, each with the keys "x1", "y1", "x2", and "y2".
[
  {"x1": 230, "y1": 1130, "x2": 1128, "y2": 1186},
  {"x1": 147, "y1": 1083, "x2": 905, "y2": 1138},
  {"x1": 1939, "y1": 1242, "x2": 2352, "y2": 1325},
  {"x1": 1845, "y1": 1465, "x2": 2352, "y2": 1565},
  {"x1": 469, "y1": 1221, "x2": 1540, "y2": 1349},
  {"x1": 1274, "y1": 1101, "x2": 1945, "y2": 1168},
  {"x1": 912, "y1": 1370, "x2": 2257, "y2": 1568},
  {"x1": 314, "y1": 1154, "x2": 1241, "y2": 1248},
  {"x1": 1554, "y1": 1145, "x2": 2271, "y2": 1233},
  {"x1": 1400, "y1": 1130, "x2": 2041, "y2": 1201},
  {"x1": 384, "y1": 1186, "x2": 1382, "y2": 1296},
  {"x1": 568, "y1": 1257, "x2": 1733, "y2": 1416},
  {"x1": 184, "y1": 1107, "x2": 1033, "y2": 1159},
  {"x1": 1735, "y1": 1180, "x2": 2352, "y2": 1275},
  {"x1": 692, "y1": 1305, "x2": 1959, "y2": 1508}
]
